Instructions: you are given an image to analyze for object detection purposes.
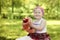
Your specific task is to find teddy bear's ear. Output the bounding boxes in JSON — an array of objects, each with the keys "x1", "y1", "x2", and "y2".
[{"x1": 23, "y1": 18, "x2": 29, "y2": 23}]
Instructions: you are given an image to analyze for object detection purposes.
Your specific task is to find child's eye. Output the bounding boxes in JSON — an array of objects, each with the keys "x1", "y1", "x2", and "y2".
[
  {"x1": 37, "y1": 12, "x2": 40, "y2": 14},
  {"x1": 34, "y1": 12, "x2": 37, "y2": 13},
  {"x1": 38, "y1": 12, "x2": 40, "y2": 13},
  {"x1": 34, "y1": 11, "x2": 41, "y2": 14}
]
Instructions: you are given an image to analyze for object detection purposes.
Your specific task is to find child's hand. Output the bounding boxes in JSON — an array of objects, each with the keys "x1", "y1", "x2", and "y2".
[
  {"x1": 28, "y1": 17, "x2": 32, "y2": 24},
  {"x1": 22, "y1": 17, "x2": 32, "y2": 25}
]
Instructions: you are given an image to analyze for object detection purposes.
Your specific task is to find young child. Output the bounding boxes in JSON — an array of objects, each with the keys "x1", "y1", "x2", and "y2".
[{"x1": 16, "y1": 6, "x2": 50, "y2": 40}]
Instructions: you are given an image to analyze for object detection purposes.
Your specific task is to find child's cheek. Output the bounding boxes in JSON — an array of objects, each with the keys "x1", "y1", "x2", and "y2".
[{"x1": 40, "y1": 13, "x2": 43, "y2": 16}]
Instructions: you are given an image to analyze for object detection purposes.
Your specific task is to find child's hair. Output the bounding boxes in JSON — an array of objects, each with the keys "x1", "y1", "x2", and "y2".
[{"x1": 33, "y1": 5, "x2": 44, "y2": 15}]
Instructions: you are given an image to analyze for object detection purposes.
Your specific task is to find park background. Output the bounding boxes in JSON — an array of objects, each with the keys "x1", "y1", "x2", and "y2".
[{"x1": 0, "y1": 0, "x2": 60, "y2": 40}]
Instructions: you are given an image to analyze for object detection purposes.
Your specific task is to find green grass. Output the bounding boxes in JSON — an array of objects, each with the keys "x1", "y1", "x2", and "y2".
[
  {"x1": 0, "y1": 19, "x2": 60, "y2": 40},
  {"x1": 47, "y1": 25, "x2": 60, "y2": 40}
]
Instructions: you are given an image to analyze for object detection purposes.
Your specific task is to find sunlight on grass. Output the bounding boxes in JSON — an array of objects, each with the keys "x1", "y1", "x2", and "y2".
[
  {"x1": 0, "y1": 19, "x2": 60, "y2": 40},
  {"x1": 47, "y1": 20, "x2": 60, "y2": 25}
]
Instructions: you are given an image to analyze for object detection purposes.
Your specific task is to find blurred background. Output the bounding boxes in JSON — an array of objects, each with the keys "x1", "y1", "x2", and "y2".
[{"x1": 0, "y1": 0, "x2": 60, "y2": 40}]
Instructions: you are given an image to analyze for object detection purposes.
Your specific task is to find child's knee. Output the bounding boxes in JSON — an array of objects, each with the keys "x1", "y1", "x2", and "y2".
[
  {"x1": 16, "y1": 38, "x2": 23, "y2": 40},
  {"x1": 16, "y1": 36, "x2": 32, "y2": 40}
]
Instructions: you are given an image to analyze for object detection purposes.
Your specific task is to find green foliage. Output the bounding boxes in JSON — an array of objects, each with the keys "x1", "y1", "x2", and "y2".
[{"x1": 0, "y1": 0, "x2": 59, "y2": 20}]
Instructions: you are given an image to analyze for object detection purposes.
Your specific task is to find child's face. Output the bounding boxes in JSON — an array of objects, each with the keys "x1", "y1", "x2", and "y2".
[{"x1": 33, "y1": 9, "x2": 43, "y2": 19}]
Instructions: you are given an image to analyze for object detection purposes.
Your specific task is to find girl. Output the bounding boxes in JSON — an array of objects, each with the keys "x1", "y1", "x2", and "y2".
[{"x1": 16, "y1": 6, "x2": 50, "y2": 40}]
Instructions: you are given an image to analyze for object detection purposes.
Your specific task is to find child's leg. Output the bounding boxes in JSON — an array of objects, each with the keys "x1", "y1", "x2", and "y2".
[{"x1": 16, "y1": 36, "x2": 32, "y2": 40}]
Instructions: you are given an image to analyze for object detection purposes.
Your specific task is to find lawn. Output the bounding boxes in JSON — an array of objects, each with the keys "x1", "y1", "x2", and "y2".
[{"x1": 0, "y1": 19, "x2": 60, "y2": 40}]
